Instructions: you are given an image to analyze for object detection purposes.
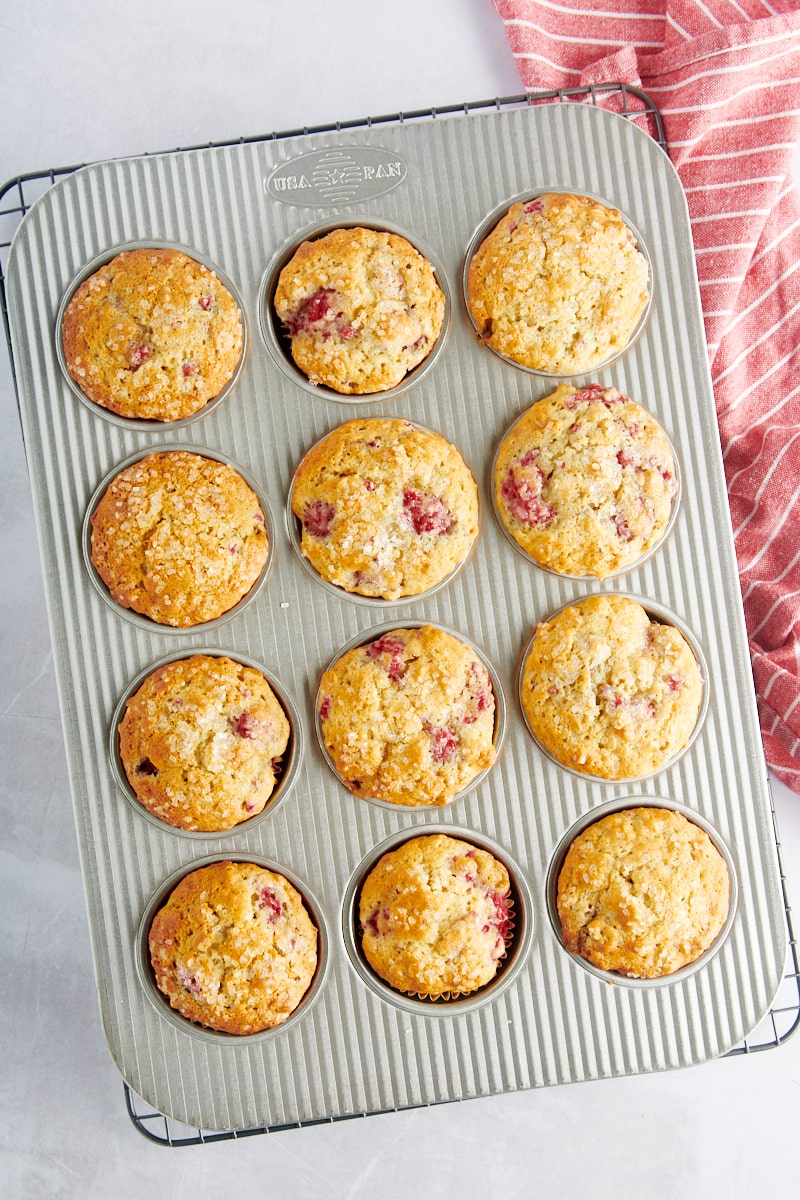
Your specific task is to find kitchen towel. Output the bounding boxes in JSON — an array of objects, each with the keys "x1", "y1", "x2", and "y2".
[{"x1": 494, "y1": 0, "x2": 800, "y2": 792}]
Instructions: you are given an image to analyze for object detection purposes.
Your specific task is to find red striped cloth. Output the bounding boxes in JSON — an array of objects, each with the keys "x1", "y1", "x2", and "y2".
[{"x1": 494, "y1": 0, "x2": 800, "y2": 791}]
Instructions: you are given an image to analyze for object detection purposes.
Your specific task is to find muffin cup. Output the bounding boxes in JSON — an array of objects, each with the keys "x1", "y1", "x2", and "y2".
[
  {"x1": 314, "y1": 620, "x2": 506, "y2": 809},
  {"x1": 110, "y1": 648, "x2": 303, "y2": 838},
  {"x1": 286, "y1": 418, "x2": 479, "y2": 608},
  {"x1": 82, "y1": 444, "x2": 275, "y2": 633},
  {"x1": 462, "y1": 189, "x2": 653, "y2": 379},
  {"x1": 342, "y1": 825, "x2": 534, "y2": 1015},
  {"x1": 490, "y1": 399, "x2": 682, "y2": 581},
  {"x1": 56, "y1": 240, "x2": 249, "y2": 430},
  {"x1": 518, "y1": 593, "x2": 709, "y2": 783},
  {"x1": 258, "y1": 218, "x2": 451, "y2": 403},
  {"x1": 135, "y1": 853, "x2": 330, "y2": 1043},
  {"x1": 545, "y1": 797, "x2": 738, "y2": 988}
]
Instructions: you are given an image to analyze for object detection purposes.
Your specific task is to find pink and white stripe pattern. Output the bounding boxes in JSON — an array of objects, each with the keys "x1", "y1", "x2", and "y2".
[{"x1": 494, "y1": 0, "x2": 800, "y2": 791}]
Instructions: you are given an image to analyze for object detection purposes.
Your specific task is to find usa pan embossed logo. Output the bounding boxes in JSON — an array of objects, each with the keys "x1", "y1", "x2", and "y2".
[{"x1": 266, "y1": 147, "x2": 408, "y2": 207}]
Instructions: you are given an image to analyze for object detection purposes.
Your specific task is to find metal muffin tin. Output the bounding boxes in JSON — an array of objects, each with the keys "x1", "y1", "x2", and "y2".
[{"x1": 4, "y1": 98, "x2": 787, "y2": 1132}]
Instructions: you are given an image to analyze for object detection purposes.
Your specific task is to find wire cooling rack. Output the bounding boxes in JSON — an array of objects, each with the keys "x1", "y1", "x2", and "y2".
[{"x1": 2, "y1": 86, "x2": 797, "y2": 1147}]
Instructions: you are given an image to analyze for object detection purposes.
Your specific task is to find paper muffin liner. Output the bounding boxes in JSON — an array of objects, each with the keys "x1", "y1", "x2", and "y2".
[
  {"x1": 135, "y1": 854, "x2": 330, "y2": 1043},
  {"x1": 517, "y1": 592, "x2": 710, "y2": 784},
  {"x1": 341, "y1": 825, "x2": 534, "y2": 1016},
  {"x1": 286, "y1": 418, "x2": 479, "y2": 608},
  {"x1": 490, "y1": 391, "x2": 682, "y2": 581},
  {"x1": 110, "y1": 648, "x2": 303, "y2": 838},
  {"x1": 545, "y1": 797, "x2": 738, "y2": 988},
  {"x1": 55, "y1": 240, "x2": 249, "y2": 430},
  {"x1": 82, "y1": 443, "x2": 275, "y2": 633},
  {"x1": 462, "y1": 188, "x2": 653, "y2": 379},
  {"x1": 257, "y1": 217, "x2": 451, "y2": 403}
]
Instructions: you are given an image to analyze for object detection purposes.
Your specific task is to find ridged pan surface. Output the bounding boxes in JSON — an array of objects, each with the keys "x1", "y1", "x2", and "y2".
[{"x1": 6, "y1": 100, "x2": 786, "y2": 1132}]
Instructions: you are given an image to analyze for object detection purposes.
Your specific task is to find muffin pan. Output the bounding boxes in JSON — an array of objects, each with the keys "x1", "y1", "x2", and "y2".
[{"x1": 4, "y1": 98, "x2": 787, "y2": 1132}]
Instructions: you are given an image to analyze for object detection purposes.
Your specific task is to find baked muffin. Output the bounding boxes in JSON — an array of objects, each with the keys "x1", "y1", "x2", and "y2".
[
  {"x1": 466, "y1": 192, "x2": 650, "y2": 374},
  {"x1": 359, "y1": 833, "x2": 513, "y2": 997},
  {"x1": 119, "y1": 655, "x2": 291, "y2": 832},
  {"x1": 62, "y1": 247, "x2": 244, "y2": 421},
  {"x1": 557, "y1": 807, "x2": 730, "y2": 978},
  {"x1": 291, "y1": 418, "x2": 478, "y2": 600},
  {"x1": 318, "y1": 626, "x2": 496, "y2": 806},
  {"x1": 273, "y1": 226, "x2": 445, "y2": 393},
  {"x1": 520, "y1": 595, "x2": 703, "y2": 779},
  {"x1": 494, "y1": 383, "x2": 677, "y2": 577},
  {"x1": 90, "y1": 450, "x2": 268, "y2": 627},
  {"x1": 148, "y1": 860, "x2": 318, "y2": 1034}
]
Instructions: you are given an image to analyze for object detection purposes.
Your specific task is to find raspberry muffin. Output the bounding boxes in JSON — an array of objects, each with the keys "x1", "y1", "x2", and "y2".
[
  {"x1": 359, "y1": 833, "x2": 513, "y2": 997},
  {"x1": 466, "y1": 192, "x2": 650, "y2": 374},
  {"x1": 520, "y1": 595, "x2": 703, "y2": 779},
  {"x1": 557, "y1": 807, "x2": 731, "y2": 978},
  {"x1": 62, "y1": 247, "x2": 244, "y2": 421},
  {"x1": 291, "y1": 418, "x2": 479, "y2": 600},
  {"x1": 148, "y1": 860, "x2": 318, "y2": 1034},
  {"x1": 119, "y1": 655, "x2": 291, "y2": 832},
  {"x1": 273, "y1": 226, "x2": 445, "y2": 393},
  {"x1": 90, "y1": 450, "x2": 268, "y2": 627},
  {"x1": 318, "y1": 626, "x2": 497, "y2": 806},
  {"x1": 494, "y1": 383, "x2": 677, "y2": 577}
]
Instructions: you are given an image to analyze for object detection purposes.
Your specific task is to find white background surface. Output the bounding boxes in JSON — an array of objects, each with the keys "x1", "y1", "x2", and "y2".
[{"x1": 1, "y1": 2, "x2": 799, "y2": 1196}]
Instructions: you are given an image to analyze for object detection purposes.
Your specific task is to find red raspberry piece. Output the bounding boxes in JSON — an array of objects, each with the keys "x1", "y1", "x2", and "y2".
[
  {"x1": 366, "y1": 634, "x2": 406, "y2": 680},
  {"x1": 303, "y1": 500, "x2": 335, "y2": 538},
  {"x1": 230, "y1": 711, "x2": 262, "y2": 739},
  {"x1": 257, "y1": 886, "x2": 282, "y2": 922},
  {"x1": 429, "y1": 726, "x2": 458, "y2": 763},
  {"x1": 500, "y1": 469, "x2": 555, "y2": 527},
  {"x1": 402, "y1": 490, "x2": 454, "y2": 535},
  {"x1": 198, "y1": 295, "x2": 213, "y2": 310},
  {"x1": 612, "y1": 512, "x2": 634, "y2": 540},
  {"x1": 524, "y1": 199, "x2": 544, "y2": 213},
  {"x1": 666, "y1": 674, "x2": 683, "y2": 692},
  {"x1": 487, "y1": 890, "x2": 513, "y2": 940},
  {"x1": 177, "y1": 966, "x2": 202, "y2": 996},
  {"x1": 128, "y1": 344, "x2": 152, "y2": 371},
  {"x1": 617, "y1": 448, "x2": 636, "y2": 468},
  {"x1": 286, "y1": 287, "x2": 335, "y2": 335},
  {"x1": 319, "y1": 695, "x2": 332, "y2": 720},
  {"x1": 182, "y1": 361, "x2": 198, "y2": 377}
]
